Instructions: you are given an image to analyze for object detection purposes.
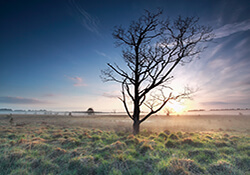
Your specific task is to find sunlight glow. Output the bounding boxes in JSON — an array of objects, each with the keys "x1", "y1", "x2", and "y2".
[{"x1": 166, "y1": 101, "x2": 187, "y2": 114}]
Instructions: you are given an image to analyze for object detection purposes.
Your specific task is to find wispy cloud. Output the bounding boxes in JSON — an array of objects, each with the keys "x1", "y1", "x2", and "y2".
[
  {"x1": 172, "y1": 33, "x2": 250, "y2": 109},
  {"x1": 102, "y1": 92, "x2": 119, "y2": 99},
  {"x1": 0, "y1": 96, "x2": 45, "y2": 104},
  {"x1": 42, "y1": 93, "x2": 58, "y2": 97},
  {"x1": 66, "y1": 76, "x2": 87, "y2": 87},
  {"x1": 198, "y1": 58, "x2": 250, "y2": 108},
  {"x1": 214, "y1": 19, "x2": 250, "y2": 39},
  {"x1": 69, "y1": 0, "x2": 100, "y2": 35},
  {"x1": 234, "y1": 38, "x2": 248, "y2": 50},
  {"x1": 95, "y1": 50, "x2": 113, "y2": 60},
  {"x1": 208, "y1": 58, "x2": 226, "y2": 70},
  {"x1": 201, "y1": 101, "x2": 229, "y2": 106}
]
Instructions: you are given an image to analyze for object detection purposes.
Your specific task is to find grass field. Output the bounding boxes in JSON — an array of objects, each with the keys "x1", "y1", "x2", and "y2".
[{"x1": 0, "y1": 114, "x2": 249, "y2": 174}]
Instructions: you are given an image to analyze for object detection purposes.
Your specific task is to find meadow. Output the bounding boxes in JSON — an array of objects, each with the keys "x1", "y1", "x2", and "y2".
[{"x1": 0, "y1": 114, "x2": 249, "y2": 174}]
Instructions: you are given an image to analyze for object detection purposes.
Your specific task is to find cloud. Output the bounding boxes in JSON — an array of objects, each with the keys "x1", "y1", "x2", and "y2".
[
  {"x1": 66, "y1": 76, "x2": 87, "y2": 87},
  {"x1": 69, "y1": 0, "x2": 100, "y2": 35},
  {"x1": 201, "y1": 101, "x2": 229, "y2": 106},
  {"x1": 0, "y1": 96, "x2": 45, "y2": 104},
  {"x1": 172, "y1": 34, "x2": 250, "y2": 109},
  {"x1": 42, "y1": 93, "x2": 57, "y2": 97},
  {"x1": 102, "y1": 92, "x2": 119, "y2": 99},
  {"x1": 200, "y1": 99, "x2": 250, "y2": 109},
  {"x1": 234, "y1": 38, "x2": 248, "y2": 50},
  {"x1": 214, "y1": 19, "x2": 250, "y2": 39},
  {"x1": 95, "y1": 50, "x2": 113, "y2": 60},
  {"x1": 208, "y1": 58, "x2": 230, "y2": 70}
]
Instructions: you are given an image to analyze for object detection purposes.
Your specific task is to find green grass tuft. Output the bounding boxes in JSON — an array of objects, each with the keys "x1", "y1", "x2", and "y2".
[
  {"x1": 165, "y1": 139, "x2": 177, "y2": 148},
  {"x1": 169, "y1": 133, "x2": 179, "y2": 140},
  {"x1": 158, "y1": 132, "x2": 168, "y2": 140}
]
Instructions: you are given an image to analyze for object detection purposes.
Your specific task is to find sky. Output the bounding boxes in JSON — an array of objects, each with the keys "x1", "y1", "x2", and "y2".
[{"x1": 0, "y1": 0, "x2": 250, "y2": 112}]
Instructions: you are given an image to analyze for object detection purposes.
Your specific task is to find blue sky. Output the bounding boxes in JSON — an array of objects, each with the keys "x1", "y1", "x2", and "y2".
[{"x1": 0, "y1": 0, "x2": 250, "y2": 111}]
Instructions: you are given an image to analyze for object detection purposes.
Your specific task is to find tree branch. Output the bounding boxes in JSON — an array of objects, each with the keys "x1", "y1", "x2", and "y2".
[{"x1": 119, "y1": 80, "x2": 133, "y2": 120}]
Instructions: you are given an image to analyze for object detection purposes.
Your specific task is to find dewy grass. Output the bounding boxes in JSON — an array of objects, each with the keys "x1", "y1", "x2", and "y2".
[{"x1": 0, "y1": 124, "x2": 249, "y2": 175}]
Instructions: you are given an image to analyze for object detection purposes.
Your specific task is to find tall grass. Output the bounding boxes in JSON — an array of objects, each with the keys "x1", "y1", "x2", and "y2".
[{"x1": 0, "y1": 124, "x2": 249, "y2": 174}]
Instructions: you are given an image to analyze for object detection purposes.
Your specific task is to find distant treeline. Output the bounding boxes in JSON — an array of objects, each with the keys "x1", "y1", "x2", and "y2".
[
  {"x1": 188, "y1": 109, "x2": 205, "y2": 112},
  {"x1": 0, "y1": 108, "x2": 47, "y2": 112},
  {"x1": 188, "y1": 108, "x2": 250, "y2": 112},
  {"x1": 0, "y1": 108, "x2": 13, "y2": 111},
  {"x1": 2, "y1": 108, "x2": 249, "y2": 113},
  {"x1": 210, "y1": 108, "x2": 250, "y2": 111}
]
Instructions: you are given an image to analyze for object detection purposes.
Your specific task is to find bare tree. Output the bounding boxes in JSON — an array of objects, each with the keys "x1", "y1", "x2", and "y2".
[{"x1": 101, "y1": 10, "x2": 213, "y2": 135}]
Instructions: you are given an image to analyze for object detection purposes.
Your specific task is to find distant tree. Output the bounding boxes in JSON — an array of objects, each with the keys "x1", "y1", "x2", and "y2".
[
  {"x1": 87, "y1": 108, "x2": 94, "y2": 115},
  {"x1": 101, "y1": 10, "x2": 213, "y2": 135}
]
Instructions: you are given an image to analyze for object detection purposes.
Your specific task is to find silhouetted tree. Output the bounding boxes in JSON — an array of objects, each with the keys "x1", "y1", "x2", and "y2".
[
  {"x1": 87, "y1": 108, "x2": 94, "y2": 115},
  {"x1": 101, "y1": 10, "x2": 213, "y2": 135}
]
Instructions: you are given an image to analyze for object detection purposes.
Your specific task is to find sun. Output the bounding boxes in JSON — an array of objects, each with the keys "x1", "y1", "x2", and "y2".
[{"x1": 167, "y1": 101, "x2": 186, "y2": 114}]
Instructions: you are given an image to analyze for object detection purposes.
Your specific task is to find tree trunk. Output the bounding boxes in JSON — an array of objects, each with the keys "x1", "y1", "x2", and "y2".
[
  {"x1": 132, "y1": 99, "x2": 140, "y2": 135},
  {"x1": 133, "y1": 45, "x2": 140, "y2": 135},
  {"x1": 133, "y1": 120, "x2": 140, "y2": 135}
]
